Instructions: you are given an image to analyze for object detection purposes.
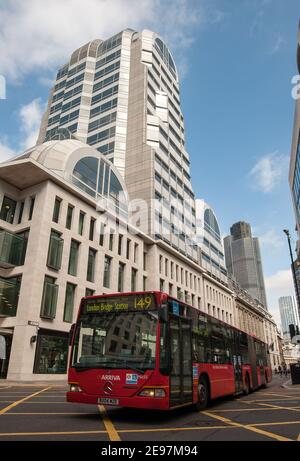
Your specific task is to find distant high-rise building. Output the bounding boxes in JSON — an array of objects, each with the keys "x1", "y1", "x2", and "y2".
[
  {"x1": 279, "y1": 296, "x2": 300, "y2": 341},
  {"x1": 195, "y1": 199, "x2": 227, "y2": 283},
  {"x1": 223, "y1": 221, "x2": 268, "y2": 308},
  {"x1": 38, "y1": 29, "x2": 198, "y2": 262}
]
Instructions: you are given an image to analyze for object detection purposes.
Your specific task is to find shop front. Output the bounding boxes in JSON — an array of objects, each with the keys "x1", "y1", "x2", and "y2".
[{"x1": 33, "y1": 329, "x2": 69, "y2": 375}]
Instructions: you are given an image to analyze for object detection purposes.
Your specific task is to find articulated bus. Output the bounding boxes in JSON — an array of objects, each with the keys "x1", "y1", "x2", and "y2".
[{"x1": 67, "y1": 291, "x2": 271, "y2": 410}]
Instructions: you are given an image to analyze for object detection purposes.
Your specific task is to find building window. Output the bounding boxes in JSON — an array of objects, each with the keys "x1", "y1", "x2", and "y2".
[
  {"x1": 52, "y1": 197, "x2": 61, "y2": 223},
  {"x1": 68, "y1": 240, "x2": 80, "y2": 276},
  {"x1": 143, "y1": 252, "x2": 147, "y2": 271},
  {"x1": 33, "y1": 329, "x2": 68, "y2": 374},
  {"x1": 99, "y1": 223, "x2": 105, "y2": 246},
  {"x1": 103, "y1": 255, "x2": 112, "y2": 288},
  {"x1": 89, "y1": 218, "x2": 95, "y2": 241},
  {"x1": 131, "y1": 268, "x2": 137, "y2": 291},
  {"x1": 159, "y1": 255, "x2": 163, "y2": 274},
  {"x1": 169, "y1": 283, "x2": 173, "y2": 296},
  {"x1": 143, "y1": 276, "x2": 147, "y2": 291},
  {"x1": 0, "y1": 276, "x2": 21, "y2": 317},
  {"x1": 66, "y1": 205, "x2": 74, "y2": 230},
  {"x1": 126, "y1": 239, "x2": 131, "y2": 259},
  {"x1": 109, "y1": 230, "x2": 114, "y2": 251},
  {"x1": 134, "y1": 243, "x2": 138, "y2": 263},
  {"x1": 47, "y1": 230, "x2": 64, "y2": 270},
  {"x1": 78, "y1": 211, "x2": 85, "y2": 236},
  {"x1": 85, "y1": 288, "x2": 95, "y2": 297},
  {"x1": 160, "y1": 279, "x2": 165, "y2": 292},
  {"x1": 177, "y1": 287, "x2": 182, "y2": 300},
  {"x1": 118, "y1": 262, "x2": 125, "y2": 292},
  {"x1": 118, "y1": 235, "x2": 123, "y2": 256},
  {"x1": 63, "y1": 283, "x2": 76, "y2": 323},
  {"x1": 40, "y1": 276, "x2": 58, "y2": 319},
  {"x1": 87, "y1": 248, "x2": 97, "y2": 282},
  {"x1": 0, "y1": 196, "x2": 17, "y2": 224},
  {"x1": 28, "y1": 196, "x2": 35, "y2": 221},
  {"x1": 18, "y1": 201, "x2": 24, "y2": 224}
]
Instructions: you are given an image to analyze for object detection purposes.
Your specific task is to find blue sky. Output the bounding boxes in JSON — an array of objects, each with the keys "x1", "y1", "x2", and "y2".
[{"x1": 0, "y1": 0, "x2": 299, "y2": 326}]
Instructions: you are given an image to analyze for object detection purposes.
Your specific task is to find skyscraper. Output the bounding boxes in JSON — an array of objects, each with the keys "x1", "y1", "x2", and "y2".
[
  {"x1": 223, "y1": 221, "x2": 268, "y2": 308},
  {"x1": 279, "y1": 296, "x2": 300, "y2": 341},
  {"x1": 289, "y1": 22, "x2": 300, "y2": 238},
  {"x1": 38, "y1": 29, "x2": 198, "y2": 263}
]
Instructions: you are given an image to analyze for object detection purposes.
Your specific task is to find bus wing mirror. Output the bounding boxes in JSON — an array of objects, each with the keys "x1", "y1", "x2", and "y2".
[
  {"x1": 159, "y1": 305, "x2": 168, "y2": 323},
  {"x1": 69, "y1": 323, "x2": 76, "y2": 346}
]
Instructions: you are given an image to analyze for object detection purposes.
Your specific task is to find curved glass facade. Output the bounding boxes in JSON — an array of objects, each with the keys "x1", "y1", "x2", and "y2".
[
  {"x1": 72, "y1": 156, "x2": 127, "y2": 213},
  {"x1": 204, "y1": 208, "x2": 221, "y2": 243},
  {"x1": 154, "y1": 37, "x2": 177, "y2": 78}
]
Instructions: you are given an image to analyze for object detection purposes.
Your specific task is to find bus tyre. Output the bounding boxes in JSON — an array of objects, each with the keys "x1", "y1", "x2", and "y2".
[
  {"x1": 244, "y1": 374, "x2": 250, "y2": 396},
  {"x1": 195, "y1": 376, "x2": 209, "y2": 411},
  {"x1": 262, "y1": 372, "x2": 268, "y2": 389}
]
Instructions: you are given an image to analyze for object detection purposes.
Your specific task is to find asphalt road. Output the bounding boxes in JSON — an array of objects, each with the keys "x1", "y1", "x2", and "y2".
[{"x1": 0, "y1": 376, "x2": 299, "y2": 442}]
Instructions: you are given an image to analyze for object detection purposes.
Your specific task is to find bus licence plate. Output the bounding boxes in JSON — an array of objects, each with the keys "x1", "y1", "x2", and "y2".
[{"x1": 98, "y1": 398, "x2": 119, "y2": 405}]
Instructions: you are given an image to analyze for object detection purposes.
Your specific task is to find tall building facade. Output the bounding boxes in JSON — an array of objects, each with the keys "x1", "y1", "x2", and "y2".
[
  {"x1": 289, "y1": 22, "x2": 300, "y2": 238},
  {"x1": 38, "y1": 29, "x2": 198, "y2": 263},
  {"x1": 279, "y1": 295, "x2": 300, "y2": 341},
  {"x1": 224, "y1": 222, "x2": 268, "y2": 308}
]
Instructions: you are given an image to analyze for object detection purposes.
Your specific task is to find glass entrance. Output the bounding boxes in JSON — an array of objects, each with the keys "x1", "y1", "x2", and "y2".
[
  {"x1": 169, "y1": 316, "x2": 193, "y2": 407},
  {"x1": 0, "y1": 334, "x2": 12, "y2": 379}
]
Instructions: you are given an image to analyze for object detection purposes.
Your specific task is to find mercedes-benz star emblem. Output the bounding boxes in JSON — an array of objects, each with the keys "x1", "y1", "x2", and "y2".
[{"x1": 103, "y1": 381, "x2": 113, "y2": 395}]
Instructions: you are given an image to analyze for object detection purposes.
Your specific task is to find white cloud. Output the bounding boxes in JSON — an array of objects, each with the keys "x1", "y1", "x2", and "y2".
[
  {"x1": 0, "y1": 98, "x2": 44, "y2": 162},
  {"x1": 19, "y1": 98, "x2": 44, "y2": 150},
  {"x1": 259, "y1": 229, "x2": 284, "y2": 250},
  {"x1": 0, "y1": 0, "x2": 205, "y2": 81},
  {"x1": 249, "y1": 152, "x2": 288, "y2": 193},
  {"x1": 0, "y1": 139, "x2": 17, "y2": 162},
  {"x1": 271, "y1": 33, "x2": 286, "y2": 55}
]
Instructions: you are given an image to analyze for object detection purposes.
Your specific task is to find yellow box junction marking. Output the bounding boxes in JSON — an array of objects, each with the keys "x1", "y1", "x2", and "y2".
[
  {"x1": 98, "y1": 405, "x2": 120, "y2": 441},
  {"x1": 0, "y1": 387, "x2": 51, "y2": 415},
  {"x1": 202, "y1": 410, "x2": 292, "y2": 441}
]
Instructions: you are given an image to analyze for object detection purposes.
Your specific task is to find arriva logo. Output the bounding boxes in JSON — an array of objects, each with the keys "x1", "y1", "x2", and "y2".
[{"x1": 100, "y1": 375, "x2": 121, "y2": 381}]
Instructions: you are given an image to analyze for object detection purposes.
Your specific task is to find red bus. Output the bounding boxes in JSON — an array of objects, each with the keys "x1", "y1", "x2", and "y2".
[{"x1": 67, "y1": 291, "x2": 272, "y2": 410}]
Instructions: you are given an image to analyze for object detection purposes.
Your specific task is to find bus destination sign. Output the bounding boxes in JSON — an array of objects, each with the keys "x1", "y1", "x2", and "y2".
[{"x1": 83, "y1": 294, "x2": 157, "y2": 314}]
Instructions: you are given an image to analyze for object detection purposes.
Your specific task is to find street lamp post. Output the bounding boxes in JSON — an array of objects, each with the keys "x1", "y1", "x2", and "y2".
[{"x1": 283, "y1": 229, "x2": 300, "y2": 322}]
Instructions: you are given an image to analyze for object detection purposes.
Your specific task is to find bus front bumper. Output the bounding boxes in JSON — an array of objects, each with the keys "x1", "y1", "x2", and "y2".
[{"x1": 66, "y1": 391, "x2": 170, "y2": 410}]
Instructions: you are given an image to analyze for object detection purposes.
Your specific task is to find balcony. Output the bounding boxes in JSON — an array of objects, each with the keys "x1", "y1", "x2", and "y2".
[{"x1": 0, "y1": 230, "x2": 27, "y2": 268}]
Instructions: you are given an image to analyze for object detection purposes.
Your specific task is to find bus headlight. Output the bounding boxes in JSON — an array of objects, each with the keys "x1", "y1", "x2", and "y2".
[
  {"x1": 69, "y1": 383, "x2": 82, "y2": 392},
  {"x1": 138, "y1": 388, "x2": 166, "y2": 398}
]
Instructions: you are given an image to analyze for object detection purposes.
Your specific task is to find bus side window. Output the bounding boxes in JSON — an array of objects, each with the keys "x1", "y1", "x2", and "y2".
[
  {"x1": 224, "y1": 326, "x2": 233, "y2": 364},
  {"x1": 211, "y1": 319, "x2": 226, "y2": 364}
]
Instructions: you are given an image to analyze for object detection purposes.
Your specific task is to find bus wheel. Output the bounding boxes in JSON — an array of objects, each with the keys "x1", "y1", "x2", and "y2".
[
  {"x1": 243, "y1": 374, "x2": 250, "y2": 396},
  {"x1": 195, "y1": 376, "x2": 209, "y2": 411},
  {"x1": 262, "y1": 372, "x2": 268, "y2": 389}
]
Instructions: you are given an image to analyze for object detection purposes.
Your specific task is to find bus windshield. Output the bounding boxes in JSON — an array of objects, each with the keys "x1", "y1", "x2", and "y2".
[{"x1": 71, "y1": 311, "x2": 158, "y2": 372}]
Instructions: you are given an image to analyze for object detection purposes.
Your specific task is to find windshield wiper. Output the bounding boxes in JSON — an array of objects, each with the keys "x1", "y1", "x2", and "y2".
[{"x1": 73, "y1": 361, "x2": 150, "y2": 374}]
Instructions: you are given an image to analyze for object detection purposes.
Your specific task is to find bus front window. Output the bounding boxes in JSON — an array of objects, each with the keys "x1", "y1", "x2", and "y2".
[{"x1": 72, "y1": 311, "x2": 158, "y2": 372}]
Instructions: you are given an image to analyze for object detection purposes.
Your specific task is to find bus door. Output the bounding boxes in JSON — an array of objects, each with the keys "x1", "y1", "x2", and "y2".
[
  {"x1": 169, "y1": 315, "x2": 193, "y2": 407},
  {"x1": 248, "y1": 337, "x2": 258, "y2": 389},
  {"x1": 233, "y1": 331, "x2": 243, "y2": 393}
]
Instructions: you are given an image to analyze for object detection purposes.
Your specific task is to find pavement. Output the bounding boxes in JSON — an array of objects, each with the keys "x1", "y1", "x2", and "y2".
[{"x1": 0, "y1": 375, "x2": 300, "y2": 441}]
